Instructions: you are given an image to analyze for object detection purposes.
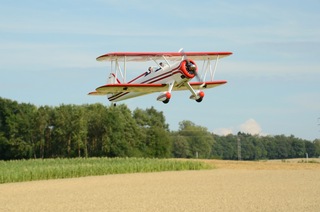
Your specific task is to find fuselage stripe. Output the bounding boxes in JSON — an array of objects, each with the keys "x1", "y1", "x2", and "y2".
[{"x1": 108, "y1": 64, "x2": 189, "y2": 102}]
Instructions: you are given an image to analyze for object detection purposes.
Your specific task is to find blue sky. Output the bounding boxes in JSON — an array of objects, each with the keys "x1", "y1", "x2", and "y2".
[{"x1": 1, "y1": 0, "x2": 319, "y2": 140}]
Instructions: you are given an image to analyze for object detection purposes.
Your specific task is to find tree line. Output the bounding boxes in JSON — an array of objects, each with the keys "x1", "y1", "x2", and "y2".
[{"x1": 1, "y1": 97, "x2": 319, "y2": 160}]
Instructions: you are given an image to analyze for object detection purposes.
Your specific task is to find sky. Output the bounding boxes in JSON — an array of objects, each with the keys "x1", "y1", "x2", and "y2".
[{"x1": 1, "y1": 0, "x2": 320, "y2": 141}]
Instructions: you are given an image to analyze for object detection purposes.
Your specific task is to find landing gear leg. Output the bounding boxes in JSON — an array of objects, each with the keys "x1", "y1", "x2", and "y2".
[
  {"x1": 163, "y1": 81, "x2": 174, "y2": 104},
  {"x1": 184, "y1": 82, "x2": 205, "y2": 102}
]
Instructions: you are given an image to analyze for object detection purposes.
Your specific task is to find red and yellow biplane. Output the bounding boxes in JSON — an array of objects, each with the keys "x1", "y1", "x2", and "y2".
[{"x1": 89, "y1": 49, "x2": 232, "y2": 104}]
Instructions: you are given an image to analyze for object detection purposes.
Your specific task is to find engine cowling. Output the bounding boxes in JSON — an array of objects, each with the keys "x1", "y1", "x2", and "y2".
[
  {"x1": 179, "y1": 59, "x2": 198, "y2": 79},
  {"x1": 157, "y1": 92, "x2": 171, "y2": 104}
]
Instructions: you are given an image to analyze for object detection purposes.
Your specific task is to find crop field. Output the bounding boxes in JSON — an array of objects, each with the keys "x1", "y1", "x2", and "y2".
[
  {"x1": 1, "y1": 159, "x2": 320, "y2": 211},
  {"x1": 0, "y1": 157, "x2": 211, "y2": 184}
]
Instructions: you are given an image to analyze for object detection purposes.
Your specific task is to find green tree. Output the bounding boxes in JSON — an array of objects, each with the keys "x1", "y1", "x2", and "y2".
[
  {"x1": 133, "y1": 107, "x2": 169, "y2": 130},
  {"x1": 177, "y1": 121, "x2": 214, "y2": 158},
  {"x1": 133, "y1": 107, "x2": 171, "y2": 158},
  {"x1": 252, "y1": 136, "x2": 267, "y2": 160},
  {"x1": 305, "y1": 140, "x2": 316, "y2": 157},
  {"x1": 85, "y1": 103, "x2": 109, "y2": 156},
  {"x1": 1, "y1": 96, "x2": 318, "y2": 161},
  {"x1": 172, "y1": 134, "x2": 191, "y2": 158},
  {"x1": 0, "y1": 98, "x2": 14, "y2": 159},
  {"x1": 7, "y1": 102, "x2": 37, "y2": 159},
  {"x1": 105, "y1": 105, "x2": 144, "y2": 157},
  {"x1": 291, "y1": 136, "x2": 306, "y2": 158},
  {"x1": 265, "y1": 136, "x2": 277, "y2": 159},
  {"x1": 51, "y1": 104, "x2": 83, "y2": 157},
  {"x1": 220, "y1": 134, "x2": 237, "y2": 160},
  {"x1": 211, "y1": 134, "x2": 224, "y2": 159},
  {"x1": 314, "y1": 139, "x2": 320, "y2": 157},
  {"x1": 73, "y1": 106, "x2": 88, "y2": 157},
  {"x1": 0, "y1": 131, "x2": 10, "y2": 160},
  {"x1": 32, "y1": 106, "x2": 53, "y2": 158},
  {"x1": 144, "y1": 126, "x2": 171, "y2": 158}
]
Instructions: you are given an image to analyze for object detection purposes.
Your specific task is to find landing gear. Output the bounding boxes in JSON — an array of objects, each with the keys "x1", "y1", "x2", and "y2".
[{"x1": 157, "y1": 81, "x2": 174, "y2": 104}]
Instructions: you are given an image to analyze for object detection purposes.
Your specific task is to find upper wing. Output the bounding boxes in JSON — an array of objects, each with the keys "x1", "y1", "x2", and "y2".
[
  {"x1": 88, "y1": 81, "x2": 227, "y2": 95},
  {"x1": 96, "y1": 52, "x2": 232, "y2": 62}
]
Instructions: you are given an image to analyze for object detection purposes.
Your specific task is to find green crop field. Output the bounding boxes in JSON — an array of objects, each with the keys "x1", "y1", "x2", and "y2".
[{"x1": 0, "y1": 157, "x2": 212, "y2": 184}]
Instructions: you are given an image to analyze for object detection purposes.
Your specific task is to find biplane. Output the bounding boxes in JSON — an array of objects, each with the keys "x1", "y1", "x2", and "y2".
[{"x1": 89, "y1": 49, "x2": 232, "y2": 104}]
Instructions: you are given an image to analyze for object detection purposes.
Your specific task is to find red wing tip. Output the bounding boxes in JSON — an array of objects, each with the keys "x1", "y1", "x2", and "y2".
[
  {"x1": 88, "y1": 91, "x2": 106, "y2": 96},
  {"x1": 88, "y1": 91, "x2": 96, "y2": 95}
]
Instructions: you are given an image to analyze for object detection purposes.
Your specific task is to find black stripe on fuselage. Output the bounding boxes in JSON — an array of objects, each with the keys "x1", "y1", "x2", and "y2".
[{"x1": 108, "y1": 66, "x2": 187, "y2": 102}]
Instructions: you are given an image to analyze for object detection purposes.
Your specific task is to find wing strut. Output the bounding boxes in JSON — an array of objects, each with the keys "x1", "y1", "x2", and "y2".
[
  {"x1": 111, "y1": 58, "x2": 127, "y2": 83},
  {"x1": 162, "y1": 55, "x2": 171, "y2": 68},
  {"x1": 116, "y1": 59, "x2": 124, "y2": 83},
  {"x1": 200, "y1": 55, "x2": 220, "y2": 82},
  {"x1": 211, "y1": 55, "x2": 219, "y2": 81},
  {"x1": 124, "y1": 56, "x2": 127, "y2": 83}
]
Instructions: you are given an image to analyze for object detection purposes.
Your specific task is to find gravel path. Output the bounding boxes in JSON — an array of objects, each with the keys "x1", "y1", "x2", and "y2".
[{"x1": 1, "y1": 160, "x2": 320, "y2": 212}]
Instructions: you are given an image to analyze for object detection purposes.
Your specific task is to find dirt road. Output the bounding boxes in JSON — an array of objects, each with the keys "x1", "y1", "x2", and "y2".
[{"x1": 1, "y1": 160, "x2": 320, "y2": 211}]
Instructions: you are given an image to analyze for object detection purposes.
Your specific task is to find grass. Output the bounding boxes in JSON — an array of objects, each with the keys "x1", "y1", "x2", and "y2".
[{"x1": 0, "y1": 157, "x2": 212, "y2": 184}]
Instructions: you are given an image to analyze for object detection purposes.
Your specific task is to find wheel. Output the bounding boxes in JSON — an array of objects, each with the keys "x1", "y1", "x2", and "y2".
[
  {"x1": 163, "y1": 99, "x2": 170, "y2": 104},
  {"x1": 196, "y1": 97, "x2": 203, "y2": 103}
]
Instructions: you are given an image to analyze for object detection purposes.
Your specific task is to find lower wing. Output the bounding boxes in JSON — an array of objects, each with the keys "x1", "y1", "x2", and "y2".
[
  {"x1": 176, "y1": 81, "x2": 227, "y2": 91},
  {"x1": 88, "y1": 81, "x2": 227, "y2": 95}
]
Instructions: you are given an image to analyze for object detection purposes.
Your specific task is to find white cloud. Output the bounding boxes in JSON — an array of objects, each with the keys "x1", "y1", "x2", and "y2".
[
  {"x1": 213, "y1": 118, "x2": 264, "y2": 136},
  {"x1": 239, "y1": 119, "x2": 262, "y2": 135},
  {"x1": 213, "y1": 128, "x2": 234, "y2": 136}
]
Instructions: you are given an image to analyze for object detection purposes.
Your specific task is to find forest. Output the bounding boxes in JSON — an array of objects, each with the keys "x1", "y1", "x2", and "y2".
[{"x1": 0, "y1": 97, "x2": 319, "y2": 160}]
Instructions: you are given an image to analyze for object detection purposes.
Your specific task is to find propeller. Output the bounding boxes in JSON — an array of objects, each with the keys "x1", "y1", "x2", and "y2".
[
  {"x1": 178, "y1": 48, "x2": 206, "y2": 102},
  {"x1": 179, "y1": 48, "x2": 202, "y2": 82}
]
